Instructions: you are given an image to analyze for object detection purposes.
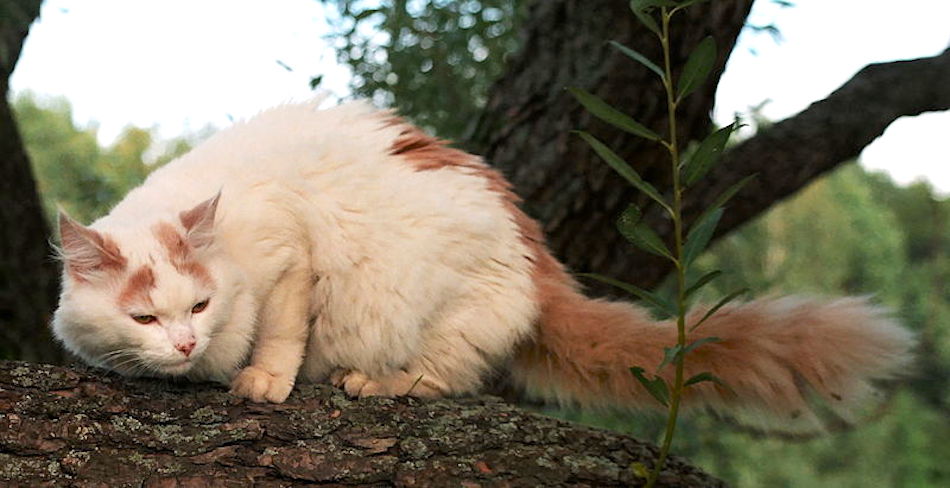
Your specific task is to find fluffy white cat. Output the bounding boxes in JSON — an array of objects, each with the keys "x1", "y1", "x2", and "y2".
[{"x1": 52, "y1": 100, "x2": 914, "y2": 433}]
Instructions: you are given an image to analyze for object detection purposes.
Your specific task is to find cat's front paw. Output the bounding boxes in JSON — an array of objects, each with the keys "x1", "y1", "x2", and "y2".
[{"x1": 230, "y1": 365, "x2": 295, "y2": 403}]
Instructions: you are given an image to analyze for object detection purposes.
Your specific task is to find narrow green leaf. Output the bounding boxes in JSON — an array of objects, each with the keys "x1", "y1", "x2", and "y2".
[
  {"x1": 657, "y1": 345, "x2": 682, "y2": 373},
  {"x1": 684, "y1": 123, "x2": 735, "y2": 186},
  {"x1": 684, "y1": 372, "x2": 727, "y2": 388},
  {"x1": 620, "y1": 220, "x2": 675, "y2": 260},
  {"x1": 684, "y1": 270, "x2": 722, "y2": 298},
  {"x1": 691, "y1": 288, "x2": 748, "y2": 331},
  {"x1": 629, "y1": 1, "x2": 660, "y2": 34},
  {"x1": 676, "y1": 36, "x2": 716, "y2": 101},
  {"x1": 615, "y1": 203, "x2": 672, "y2": 259},
  {"x1": 568, "y1": 88, "x2": 661, "y2": 141},
  {"x1": 693, "y1": 174, "x2": 756, "y2": 229},
  {"x1": 630, "y1": 366, "x2": 670, "y2": 406},
  {"x1": 610, "y1": 41, "x2": 665, "y2": 80},
  {"x1": 682, "y1": 207, "x2": 723, "y2": 266},
  {"x1": 616, "y1": 205, "x2": 676, "y2": 260},
  {"x1": 573, "y1": 131, "x2": 669, "y2": 209},
  {"x1": 577, "y1": 273, "x2": 676, "y2": 317},
  {"x1": 682, "y1": 336, "x2": 721, "y2": 355}
]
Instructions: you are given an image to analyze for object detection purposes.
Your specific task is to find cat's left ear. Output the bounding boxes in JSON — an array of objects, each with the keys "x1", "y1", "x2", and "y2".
[
  {"x1": 57, "y1": 210, "x2": 127, "y2": 280},
  {"x1": 179, "y1": 192, "x2": 220, "y2": 250}
]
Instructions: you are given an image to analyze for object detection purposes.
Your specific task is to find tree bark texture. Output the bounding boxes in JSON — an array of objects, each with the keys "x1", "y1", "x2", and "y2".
[
  {"x1": 0, "y1": 0, "x2": 64, "y2": 363},
  {"x1": 469, "y1": 0, "x2": 950, "y2": 293},
  {"x1": 0, "y1": 360, "x2": 727, "y2": 487}
]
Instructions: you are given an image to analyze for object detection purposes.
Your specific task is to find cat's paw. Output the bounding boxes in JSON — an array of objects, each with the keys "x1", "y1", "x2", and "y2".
[
  {"x1": 334, "y1": 369, "x2": 447, "y2": 398},
  {"x1": 230, "y1": 365, "x2": 295, "y2": 403}
]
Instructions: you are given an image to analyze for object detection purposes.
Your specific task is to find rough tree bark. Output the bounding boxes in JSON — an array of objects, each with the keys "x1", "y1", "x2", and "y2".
[
  {"x1": 0, "y1": 360, "x2": 726, "y2": 487},
  {"x1": 467, "y1": 0, "x2": 753, "y2": 294},
  {"x1": 469, "y1": 0, "x2": 950, "y2": 293},
  {"x1": 0, "y1": 0, "x2": 63, "y2": 363}
]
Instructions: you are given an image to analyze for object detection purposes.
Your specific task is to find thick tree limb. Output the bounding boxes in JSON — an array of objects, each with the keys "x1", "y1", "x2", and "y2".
[
  {"x1": 0, "y1": 360, "x2": 726, "y2": 487},
  {"x1": 470, "y1": 0, "x2": 950, "y2": 293},
  {"x1": 635, "y1": 48, "x2": 950, "y2": 288},
  {"x1": 466, "y1": 0, "x2": 755, "y2": 295}
]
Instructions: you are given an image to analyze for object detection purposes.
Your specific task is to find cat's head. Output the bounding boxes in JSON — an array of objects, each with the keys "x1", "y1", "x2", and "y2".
[{"x1": 52, "y1": 194, "x2": 230, "y2": 377}]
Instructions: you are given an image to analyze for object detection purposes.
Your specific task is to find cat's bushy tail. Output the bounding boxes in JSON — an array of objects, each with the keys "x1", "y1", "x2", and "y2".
[{"x1": 510, "y1": 254, "x2": 916, "y2": 434}]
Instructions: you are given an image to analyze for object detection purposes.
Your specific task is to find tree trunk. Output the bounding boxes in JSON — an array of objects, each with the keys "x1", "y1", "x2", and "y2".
[
  {"x1": 0, "y1": 360, "x2": 726, "y2": 487},
  {"x1": 469, "y1": 0, "x2": 950, "y2": 293},
  {"x1": 466, "y1": 0, "x2": 754, "y2": 294},
  {"x1": 0, "y1": 0, "x2": 64, "y2": 363}
]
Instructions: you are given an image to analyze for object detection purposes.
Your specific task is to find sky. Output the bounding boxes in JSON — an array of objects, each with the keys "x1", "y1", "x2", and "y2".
[{"x1": 9, "y1": 0, "x2": 950, "y2": 194}]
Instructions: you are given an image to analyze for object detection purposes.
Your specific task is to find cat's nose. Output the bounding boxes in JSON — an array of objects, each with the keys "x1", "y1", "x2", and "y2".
[{"x1": 176, "y1": 340, "x2": 196, "y2": 357}]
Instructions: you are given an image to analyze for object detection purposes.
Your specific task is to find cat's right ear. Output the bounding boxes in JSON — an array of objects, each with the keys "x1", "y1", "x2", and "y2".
[
  {"x1": 179, "y1": 192, "x2": 220, "y2": 250},
  {"x1": 57, "y1": 211, "x2": 126, "y2": 281}
]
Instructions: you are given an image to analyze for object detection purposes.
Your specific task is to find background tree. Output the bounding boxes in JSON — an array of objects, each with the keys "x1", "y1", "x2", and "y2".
[
  {"x1": 0, "y1": 0, "x2": 61, "y2": 363},
  {"x1": 319, "y1": 1, "x2": 949, "y2": 485},
  {"x1": 320, "y1": 0, "x2": 525, "y2": 140},
  {"x1": 322, "y1": 0, "x2": 950, "y2": 294}
]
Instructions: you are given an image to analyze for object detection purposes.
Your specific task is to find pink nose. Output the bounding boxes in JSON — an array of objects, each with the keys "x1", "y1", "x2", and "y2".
[{"x1": 176, "y1": 341, "x2": 196, "y2": 357}]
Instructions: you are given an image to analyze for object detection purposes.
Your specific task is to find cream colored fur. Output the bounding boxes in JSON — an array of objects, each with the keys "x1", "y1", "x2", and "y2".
[{"x1": 52, "y1": 100, "x2": 915, "y2": 433}]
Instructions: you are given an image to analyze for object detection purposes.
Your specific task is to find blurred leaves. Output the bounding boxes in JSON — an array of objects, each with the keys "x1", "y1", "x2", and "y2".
[
  {"x1": 319, "y1": 0, "x2": 524, "y2": 140},
  {"x1": 12, "y1": 93, "x2": 202, "y2": 225}
]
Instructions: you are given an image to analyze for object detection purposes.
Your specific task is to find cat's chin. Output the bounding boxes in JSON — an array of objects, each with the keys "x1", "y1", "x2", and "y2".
[{"x1": 160, "y1": 359, "x2": 197, "y2": 376}]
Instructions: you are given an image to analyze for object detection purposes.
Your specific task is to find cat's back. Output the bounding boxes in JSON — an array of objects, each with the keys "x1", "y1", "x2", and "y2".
[{"x1": 105, "y1": 100, "x2": 522, "y2": 263}]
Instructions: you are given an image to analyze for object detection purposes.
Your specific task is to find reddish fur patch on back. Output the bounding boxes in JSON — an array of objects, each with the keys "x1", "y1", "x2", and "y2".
[
  {"x1": 384, "y1": 113, "x2": 573, "y2": 293},
  {"x1": 384, "y1": 115, "x2": 598, "y2": 396},
  {"x1": 152, "y1": 221, "x2": 214, "y2": 287},
  {"x1": 383, "y1": 116, "x2": 575, "y2": 286},
  {"x1": 118, "y1": 265, "x2": 156, "y2": 308},
  {"x1": 388, "y1": 118, "x2": 517, "y2": 198}
]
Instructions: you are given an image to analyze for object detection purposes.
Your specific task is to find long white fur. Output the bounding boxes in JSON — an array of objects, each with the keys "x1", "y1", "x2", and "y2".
[
  {"x1": 52, "y1": 100, "x2": 915, "y2": 434},
  {"x1": 54, "y1": 100, "x2": 537, "y2": 399}
]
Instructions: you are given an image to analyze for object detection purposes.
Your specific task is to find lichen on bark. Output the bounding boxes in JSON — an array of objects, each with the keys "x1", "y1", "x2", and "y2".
[{"x1": 0, "y1": 360, "x2": 726, "y2": 487}]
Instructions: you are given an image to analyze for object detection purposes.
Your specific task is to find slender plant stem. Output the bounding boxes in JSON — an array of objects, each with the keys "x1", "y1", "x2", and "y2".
[{"x1": 645, "y1": 7, "x2": 688, "y2": 488}]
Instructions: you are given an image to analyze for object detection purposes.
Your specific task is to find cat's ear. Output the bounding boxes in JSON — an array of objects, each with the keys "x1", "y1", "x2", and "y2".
[
  {"x1": 57, "y1": 211, "x2": 126, "y2": 281},
  {"x1": 179, "y1": 192, "x2": 220, "y2": 250}
]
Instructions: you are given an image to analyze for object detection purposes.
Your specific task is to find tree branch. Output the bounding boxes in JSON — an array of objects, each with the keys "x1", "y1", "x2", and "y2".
[
  {"x1": 466, "y1": 0, "x2": 755, "y2": 296},
  {"x1": 0, "y1": 360, "x2": 726, "y2": 487},
  {"x1": 631, "y1": 48, "x2": 950, "y2": 289}
]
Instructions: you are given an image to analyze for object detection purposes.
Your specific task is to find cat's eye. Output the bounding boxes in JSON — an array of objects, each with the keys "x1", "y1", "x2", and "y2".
[
  {"x1": 191, "y1": 299, "x2": 210, "y2": 314},
  {"x1": 131, "y1": 314, "x2": 157, "y2": 325}
]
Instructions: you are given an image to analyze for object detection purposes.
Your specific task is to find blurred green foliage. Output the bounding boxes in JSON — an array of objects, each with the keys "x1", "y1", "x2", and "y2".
[
  {"x1": 319, "y1": 0, "x2": 524, "y2": 139},
  {"x1": 558, "y1": 163, "x2": 950, "y2": 487},
  {"x1": 13, "y1": 93, "x2": 199, "y2": 225}
]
